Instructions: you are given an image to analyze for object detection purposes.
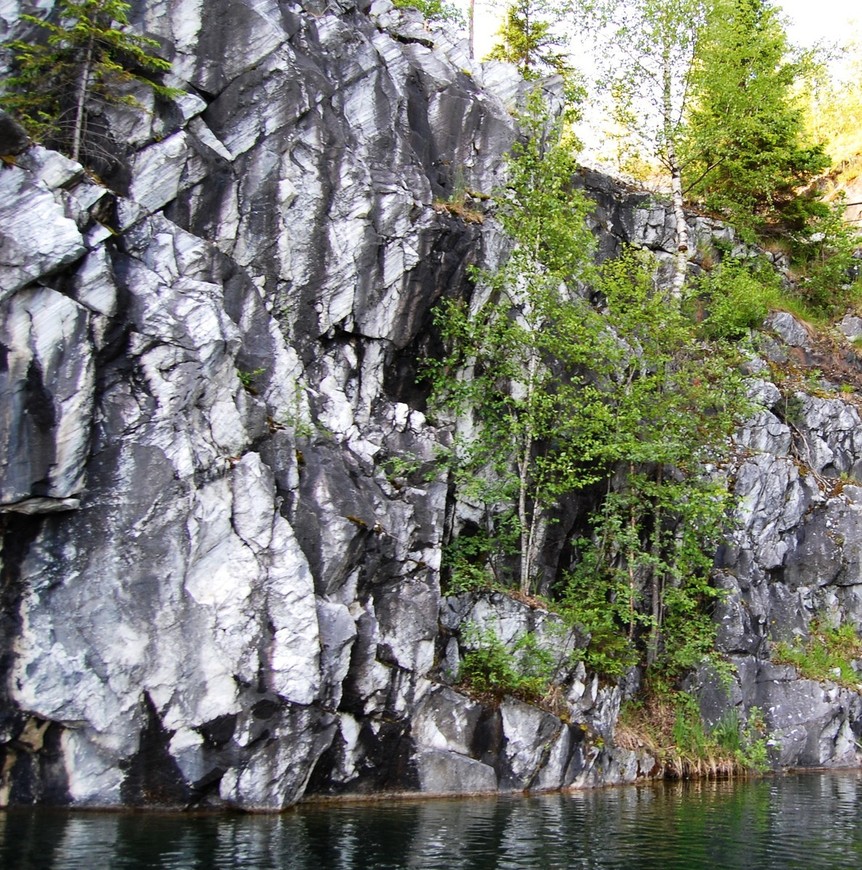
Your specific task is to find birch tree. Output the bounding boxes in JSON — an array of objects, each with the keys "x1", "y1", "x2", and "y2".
[
  {"x1": 572, "y1": 0, "x2": 709, "y2": 295},
  {"x1": 426, "y1": 98, "x2": 611, "y2": 596}
]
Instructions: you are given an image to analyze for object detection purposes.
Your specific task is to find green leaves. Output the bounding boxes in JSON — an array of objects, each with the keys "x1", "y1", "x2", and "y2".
[
  {"x1": 682, "y1": 0, "x2": 830, "y2": 237},
  {"x1": 773, "y1": 619, "x2": 862, "y2": 688},
  {"x1": 542, "y1": 249, "x2": 744, "y2": 676},
  {"x1": 488, "y1": 0, "x2": 570, "y2": 79},
  {"x1": 427, "y1": 94, "x2": 748, "y2": 683},
  {"x1": 390, "y1": 0, "x2": 464, "y2": 25},
  {"x1": 693, "y1": 257, "x2": 776, "y2": 340},
  {"x1": 425, "y1": 99, "x2": 604, "y2": 594},
  {"x1": 459, "y1": 623, "x2": 559, "y2": 702}
]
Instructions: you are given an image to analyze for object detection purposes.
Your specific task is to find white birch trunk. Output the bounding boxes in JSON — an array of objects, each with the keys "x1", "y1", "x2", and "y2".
[{"x1": 71, "y1": 34, "x2": 95, "y2": 163}]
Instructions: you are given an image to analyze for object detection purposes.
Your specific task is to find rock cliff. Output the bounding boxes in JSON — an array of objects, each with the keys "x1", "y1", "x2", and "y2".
[{"x1": 1, "y1": 0, "x2": 861, "y2": 810}]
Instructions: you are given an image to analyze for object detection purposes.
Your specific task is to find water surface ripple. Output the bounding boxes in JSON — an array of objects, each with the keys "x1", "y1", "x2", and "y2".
[{"x1": 4, "y1": 772, "x2": 862, "y2": 869}]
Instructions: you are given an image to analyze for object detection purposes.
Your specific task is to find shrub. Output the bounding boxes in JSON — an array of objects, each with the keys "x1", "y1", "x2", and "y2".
[
  {"x1": 695, "y1": 257, "x2": 778, "y2": 340},
  {"x1": 617, "y1": 690, "x2": 771, "y2": 776},
  {"x1": 391, "y1": 0, "x2": 464, "y2": 24},
  {"x1": 788, "y1": 201, "x2": 862, "y2": 316},
  {"x1": 458, "y1": 623, "x2": 555, "y2": 702}
]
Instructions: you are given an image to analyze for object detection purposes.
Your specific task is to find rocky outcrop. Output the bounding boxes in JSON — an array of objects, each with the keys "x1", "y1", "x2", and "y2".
[
  {"x1": 1, "y1": 0, "x2": 861, "y2": 811},
  {"x1": 0, "y1": 0, "x2": 533, "y2": 810},
  {"x1": 704, "y1": 323, "x2": 862, "y2": 768}
]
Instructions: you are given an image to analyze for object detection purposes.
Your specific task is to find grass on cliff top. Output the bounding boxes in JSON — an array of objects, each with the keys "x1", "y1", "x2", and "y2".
[{"x1": 772, "y1": 620, "x2": 862, "y2": 689}]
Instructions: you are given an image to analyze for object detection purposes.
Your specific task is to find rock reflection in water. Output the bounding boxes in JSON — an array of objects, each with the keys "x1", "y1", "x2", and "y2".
[{"x1": 4, "y1": 773, "x2": 862, "y2": 868}]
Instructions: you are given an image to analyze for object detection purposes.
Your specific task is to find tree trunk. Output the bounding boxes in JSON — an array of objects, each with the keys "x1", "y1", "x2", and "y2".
[
  {"x1": 72, "y1": 33, "x2": 96, "y2": 163},
  {"x1": 627, "y1": 482, "x2": 638, "y2": 641},
  {"x1": 668, "y1": 147, "x2": 689, "y2": 297},
  {"x1": 517, "y1": 435, "x2": 533, "y2": 596},
  {"x1": 646, "y1": 470, "x2": 665, "y2": 668},
  {"x1": 468, "y1": 0, "x2": 475, "y2": 58},
  {"x1": 518, "y1": 351, "x2": 539, "y2": 596},
  {"x1": 662, "y1": 46, "x2": 689, "y2": 297}
]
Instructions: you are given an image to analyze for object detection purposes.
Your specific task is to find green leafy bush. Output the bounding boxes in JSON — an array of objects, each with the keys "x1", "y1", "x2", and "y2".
[
  {"x1": 695, "y1": 257, "x2": 778, "y2": 340},
  {"x1": 711, "y1": 707, "x2": 770, "y2": 772},
  {"x1": 390, "y1": 0, "x2": 464, "y2": 24},
  {"x1": 458, "y1": 623, "x2": 555, "y2": 702},
  {"x1": 788, "y1": 201, "x2": 862, "y2": 316},
  {"x1": 559, "y1": 539, "x2": 642, "y2": 680},
  {"x1": 619, "y1": 690, "x2": 771, "y2": 776},
  {"x1": 442, "y1": 520, "x2": 520, "y2": 595}
]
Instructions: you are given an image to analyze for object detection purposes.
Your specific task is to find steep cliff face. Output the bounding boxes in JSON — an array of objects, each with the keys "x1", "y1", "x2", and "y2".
[
  {"x1": 0, "y1": 0, "x2": 535, "y2": 809},
  {"x1": 1, "y1": 0, "x2": 861, "y2": 811}
]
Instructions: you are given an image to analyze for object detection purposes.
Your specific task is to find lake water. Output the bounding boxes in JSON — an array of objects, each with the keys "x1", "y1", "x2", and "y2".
[{"x1": 3, "y1": 772, "x2": 862, "y2": 869}]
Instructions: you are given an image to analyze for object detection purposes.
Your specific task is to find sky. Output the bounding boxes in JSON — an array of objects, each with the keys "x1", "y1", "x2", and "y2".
[{"x1": 779, "y1": 0, "x2": 858, "y2": 48}]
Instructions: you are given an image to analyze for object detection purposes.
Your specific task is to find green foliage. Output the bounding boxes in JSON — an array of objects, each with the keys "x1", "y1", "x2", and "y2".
[
  {"x1": 488, "y1": 0, "x2": 567, "y2": 77},
  {"x1": 458, "y1": 623, "x2": 555, "y2": 702},
  {"x1": 559, "y1": 549, "x2": 641, "y2": 679},
  {"x1": 773, "y1": 619, "x2": 862, "y2": 687},
  {"x1": 670, "y1": 690, "x2": 710, "y2": 757},
  {"x1": 620, "y1": 691, "x2": 770, "y2": 775},
  {"x1": 390, "y1": 0, "x2": 464, "y2": 24},
  {"x1": 380, "y1": 453, "x2": 424, "y2": 486},
  {"x1": 694, "y1": 257, "x2": 779, "y2": 340},
  {"x1": 804, "y1": 31, "x2": 862, "y2": 170},
  {"x1": 0, "y1": 0, "x2": 178, "y2": 164},
  {"x1": 711, "y1": 707, "x2": 770, "y2": 772},
  {"x1": 488, "y1": 0, "x2": 586, "y2": 124},
  {"x1": 237, "y1": 367, "x2": 265, "y2": 390},
  {"x1": 429, "y1": 95, "x2": 748, "y2": 685},
  {"x1": 573, "y1": 0, "x2": 706, "y2": 163},
  {"x1": 571, "y1": 0, "x2": 707, "y2": 289},
  {"x1": 570, "y1": 250, "x2": 747, "y2": 676},
  {"x1": 441, "y1": 519, "x2": 520, "y2": 594},
  {"x1": 787, "y1": 200, "x2": 862, "y2": 316},
  {"x1": 425, "y1": 94, "x2": 605, "y2": 595},
  {"x1": 683, "y1": 0, "x2": 830, "y2": 239}
]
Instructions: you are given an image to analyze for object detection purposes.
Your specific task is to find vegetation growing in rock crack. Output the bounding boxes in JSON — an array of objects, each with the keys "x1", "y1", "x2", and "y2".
[
  {"x1": 426, "y1": 94, "x2": 750, "y2": 690},
  {"x1": 772, "y1": 618, "x2": 862, "y2": 688},
  {"x1": 0, "y1": 0, "x2": 178, "y2": 166},
  {"x1": 617, "y1": 692, "x2": 770, "y2": 775},
  {"x1": 391, "y1": 0, "x2": 464, "y2": 25},
  {"x1": 458, "y1": 623, "x2": 557, "y2": 704}
]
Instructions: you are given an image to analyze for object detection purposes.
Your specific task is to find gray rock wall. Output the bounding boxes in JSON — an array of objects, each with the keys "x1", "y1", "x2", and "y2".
[
  {"x1": 0, "y1": 0, "x2": 536, "y2": 810},
  {"x1": 1, "y1": 0, "x2": 861, "y2": 810}
]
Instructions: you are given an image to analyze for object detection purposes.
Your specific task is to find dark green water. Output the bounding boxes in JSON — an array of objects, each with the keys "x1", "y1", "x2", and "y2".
[{"x1": 4, "y1": 773, "x2": 862, "y2": 869}]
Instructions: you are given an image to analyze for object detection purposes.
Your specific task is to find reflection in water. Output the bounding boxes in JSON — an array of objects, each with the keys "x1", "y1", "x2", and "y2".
[{"x1": 3, "y1": 773, "x2": 862, "y2": 869}]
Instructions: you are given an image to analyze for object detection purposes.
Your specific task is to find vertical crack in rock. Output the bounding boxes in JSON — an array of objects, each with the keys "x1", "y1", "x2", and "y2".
[{"x1": 120, "y1": 693, "x2": 192, "y2": 807}]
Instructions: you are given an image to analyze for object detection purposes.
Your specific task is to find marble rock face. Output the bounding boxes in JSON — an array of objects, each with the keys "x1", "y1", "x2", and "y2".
[
  {"x1": 0, "y1": 0, "x2": 522, "y2": 810},
  {"x1": 2, "y1": 0, "x2": 861, "y2": 810}
]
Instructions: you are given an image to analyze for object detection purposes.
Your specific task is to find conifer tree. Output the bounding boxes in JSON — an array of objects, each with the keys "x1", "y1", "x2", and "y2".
[
  {"x1": 1, "y1": 0, "x2": 176, "y2": 165},
  {"x1": 682, "y1": 0, "x2": 829, "y2": 237},
  {"x1": 487, "y1": 0, "x2": 569, "y2": 78}
]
